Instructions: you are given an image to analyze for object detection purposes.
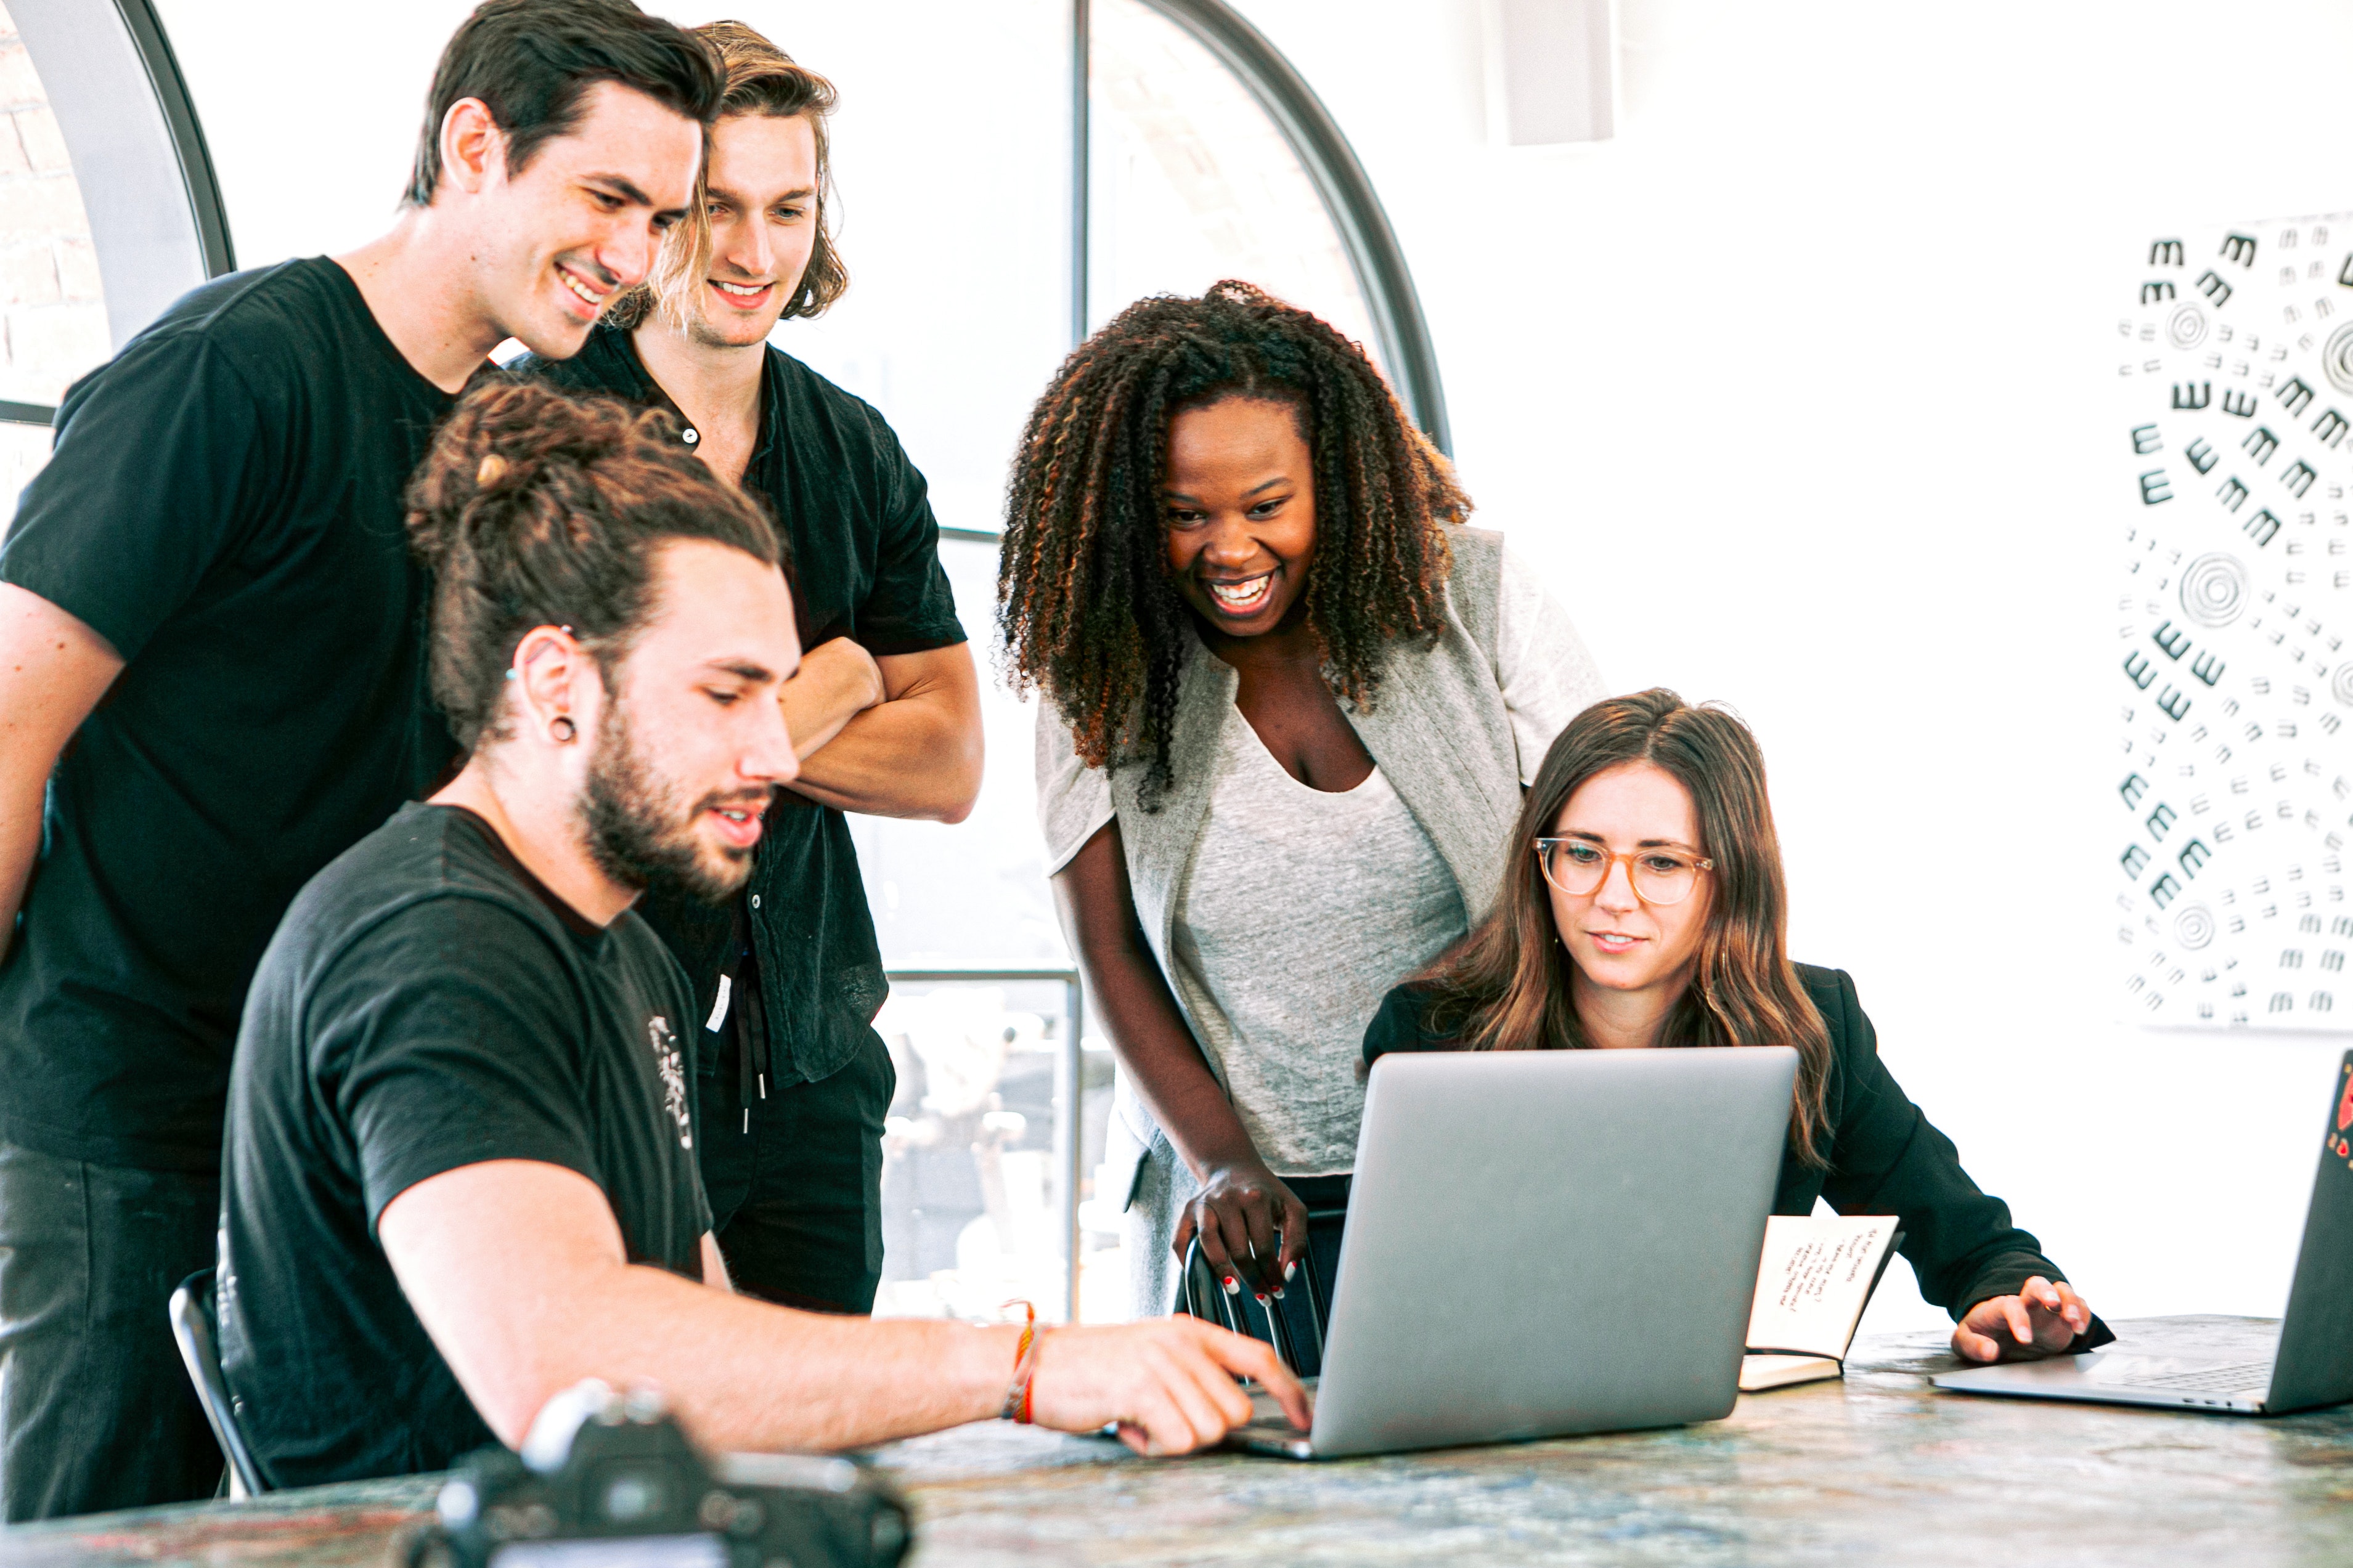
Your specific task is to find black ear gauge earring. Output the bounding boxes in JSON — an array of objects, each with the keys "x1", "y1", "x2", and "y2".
[{"x1": 551, "y1": 717, "x2": 577, "y2": 743}]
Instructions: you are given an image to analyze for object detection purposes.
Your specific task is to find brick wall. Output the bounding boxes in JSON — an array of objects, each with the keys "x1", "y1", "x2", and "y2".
[{"x1": 1, "y1": 0, "x2": 110, "y2": 516}]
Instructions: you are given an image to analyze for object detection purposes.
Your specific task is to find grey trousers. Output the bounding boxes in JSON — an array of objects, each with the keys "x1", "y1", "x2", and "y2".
[{"x1": 0, "y1": 1143, "x2": 222, "y2": 1520}]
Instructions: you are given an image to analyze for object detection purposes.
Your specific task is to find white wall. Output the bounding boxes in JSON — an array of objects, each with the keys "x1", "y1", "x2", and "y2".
[{"x1": 1231, "y1": 0, "x2": 2353, "y2": 1333}]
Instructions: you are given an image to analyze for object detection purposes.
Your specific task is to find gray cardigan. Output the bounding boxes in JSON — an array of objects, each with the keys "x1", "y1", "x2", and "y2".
[{"x1": 1077, "y1": 527, "x2": 1528, "y2": 1309}]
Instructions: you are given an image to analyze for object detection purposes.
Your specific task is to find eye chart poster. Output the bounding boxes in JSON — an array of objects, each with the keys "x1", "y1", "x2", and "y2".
[{"x1": 2117, "y1": 214, "x2": 2353, "y2": 1028}]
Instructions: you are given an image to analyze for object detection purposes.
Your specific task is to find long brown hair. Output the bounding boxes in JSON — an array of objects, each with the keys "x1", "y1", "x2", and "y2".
[
  {"x1": 607, "y1": 20, "x2": 848, "y2": 330},
  {"x1": 1412, "y1": 688, "x2": 1833, "y2": 1164},
  {"x1": 997, "y1": 281, "x2": 1464, "y2": 805}
]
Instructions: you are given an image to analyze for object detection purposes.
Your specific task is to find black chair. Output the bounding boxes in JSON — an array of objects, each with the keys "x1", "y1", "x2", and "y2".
[
  {"x1": 1176, "y1": 1199, "x2": 1350, "y2": 1379},
  {"x1": 168, "y1": 1268, "x2": 267, "y2": 1498}
]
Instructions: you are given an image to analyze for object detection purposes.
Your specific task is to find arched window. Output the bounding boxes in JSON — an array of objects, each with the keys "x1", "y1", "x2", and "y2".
[
  {"x1": 1, "y1": 0, "x2": 231, "y2": 511},
  {"x1": 850, "y1": 0, "x2": 1443, "y2": 977},
  {"x1": 1088, "y1": 0, "x2": 1447, "y2": 452}
]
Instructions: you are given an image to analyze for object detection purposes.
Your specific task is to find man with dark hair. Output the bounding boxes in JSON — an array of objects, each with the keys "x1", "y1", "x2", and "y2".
[
  {"x1": 521, "y1": 21, "x2": 985, "y2": 1319},
  {"x1": 218, "y1": 378, "x2": 1302, "y2": 1486},
  {"x1": 0, "y1": 0, "x2": 718, "y2": 1521}
]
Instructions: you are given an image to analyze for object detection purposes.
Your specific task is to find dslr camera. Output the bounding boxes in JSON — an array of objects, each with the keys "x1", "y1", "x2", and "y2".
[{"x1": 401, "y1": 1381, "x2": 911, "y2": 1568}]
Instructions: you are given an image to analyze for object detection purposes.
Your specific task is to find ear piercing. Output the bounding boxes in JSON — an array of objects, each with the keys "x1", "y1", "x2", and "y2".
[{"x1": 551, "y1": 717, "x2": 576, "y2": 742}]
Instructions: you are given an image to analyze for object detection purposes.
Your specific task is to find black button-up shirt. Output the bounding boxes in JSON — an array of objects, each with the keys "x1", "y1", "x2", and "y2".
[{"x1": 515, "y1": 325, "x2": 966, "y2": 1087}]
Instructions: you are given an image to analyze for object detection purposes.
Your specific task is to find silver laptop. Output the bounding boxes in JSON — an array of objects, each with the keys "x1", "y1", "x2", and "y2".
[
  {"x1": 1229, "y1": 1045, "x2": 1798, "y2": 1458},
  {"x1": 1933, "y1": 1049, "x2": 2353, "y2": 1416}
]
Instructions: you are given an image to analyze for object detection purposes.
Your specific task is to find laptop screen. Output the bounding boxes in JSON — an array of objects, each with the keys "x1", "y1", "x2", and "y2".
[{"x1": 2267, "y1": 1050, "x2": 2353, "y2": 1412}]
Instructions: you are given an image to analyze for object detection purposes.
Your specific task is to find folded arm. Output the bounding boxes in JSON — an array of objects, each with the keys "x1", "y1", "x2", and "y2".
[
  {"x1": 779, "y1": 640, "x2": 982, "y2": 821},
  {"x1": 378, "y1": 1158, "x2": 1306, "y2": 1455},
  {"x1": 0, "y1": 585, "x2": 123, "y2": 959}
]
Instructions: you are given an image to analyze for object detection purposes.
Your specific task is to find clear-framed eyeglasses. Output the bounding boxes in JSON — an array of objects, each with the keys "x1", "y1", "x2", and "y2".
[{"x1": 1533, "y1": 839, "x2": 1715, "y2": 906}]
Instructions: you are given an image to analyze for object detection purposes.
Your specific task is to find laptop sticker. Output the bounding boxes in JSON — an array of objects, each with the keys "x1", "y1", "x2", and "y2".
[{"x1": 2335, "y1": 1062, "x2": 2352, "y2": 1165}]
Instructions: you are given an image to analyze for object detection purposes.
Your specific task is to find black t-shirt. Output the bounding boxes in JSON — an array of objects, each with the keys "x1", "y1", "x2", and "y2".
[
  {"x1": 516, "y1": 327, "x2": 965, "y2": 1087},
  {"x1": 218, "y1": 803, "x2": 709, "y2": 1489},
  {"x1": 0, "y1": 258, "x2": 460, "y2": 1171}
]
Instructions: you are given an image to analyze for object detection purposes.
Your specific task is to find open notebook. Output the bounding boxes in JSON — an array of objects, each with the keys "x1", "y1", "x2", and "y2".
[{"x1": 1739, "y1": 1216, "x2": 1903, "y2": 1392}]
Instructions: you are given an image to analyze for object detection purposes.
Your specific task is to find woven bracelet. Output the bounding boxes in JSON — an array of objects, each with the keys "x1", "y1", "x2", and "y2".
[{"x1": 1000, "y1": 1300, "x2": 1044, "y2": 1423}]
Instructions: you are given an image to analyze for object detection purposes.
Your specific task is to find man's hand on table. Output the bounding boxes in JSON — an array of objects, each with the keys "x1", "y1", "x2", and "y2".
[
  {"x1": 1029, "y1": 1315, "x2": 1310, "y2": 1455},
  {"x1": 1952, "y1": 1277, "x2": 2091, "y2": 1362}
]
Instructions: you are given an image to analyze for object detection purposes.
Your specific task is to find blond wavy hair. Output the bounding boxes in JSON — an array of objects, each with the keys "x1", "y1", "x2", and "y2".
[{"x1": 606, "y1": 20, "x2": 846, "y2": 331}]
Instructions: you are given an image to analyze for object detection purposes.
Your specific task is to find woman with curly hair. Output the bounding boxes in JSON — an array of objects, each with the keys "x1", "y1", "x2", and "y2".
[{"x1": 1000, "y1": 282, "x2": 1605, "y2": 1325}]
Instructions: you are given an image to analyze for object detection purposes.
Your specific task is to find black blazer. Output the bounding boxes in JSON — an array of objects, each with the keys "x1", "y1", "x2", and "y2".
[{"x1": 1364, "y1": 962, "x2": 2106, "y2": 1330}]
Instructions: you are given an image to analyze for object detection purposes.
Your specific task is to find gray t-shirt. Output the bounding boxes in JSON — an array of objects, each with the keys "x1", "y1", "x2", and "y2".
[{"x1": 1170, "y1": 709, "x2": 1464, "y2": 1172}]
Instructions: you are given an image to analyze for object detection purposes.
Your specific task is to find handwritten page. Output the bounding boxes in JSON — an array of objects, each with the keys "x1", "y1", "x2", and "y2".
[{"x1": 1744, "y1": 1216, "x2": 1900, "y2": 1361}]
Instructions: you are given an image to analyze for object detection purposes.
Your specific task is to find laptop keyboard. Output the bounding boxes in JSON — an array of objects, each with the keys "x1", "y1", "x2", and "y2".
[
  {"x1": 1232, "y1": 1381, "x2": 1319, "y2": 1443},
  {"x1": 2108, "y1": 1360, "x2": 2271, "y2": 1395}
]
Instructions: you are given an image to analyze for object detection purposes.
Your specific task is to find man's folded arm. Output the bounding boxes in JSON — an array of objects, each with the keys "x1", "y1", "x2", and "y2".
[{"x1": 782, "y1": 641, "x2": 983, "y2": 822}]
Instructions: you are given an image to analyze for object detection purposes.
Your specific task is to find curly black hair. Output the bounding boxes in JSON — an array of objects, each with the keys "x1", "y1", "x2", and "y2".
[{"x1": 997, "y1": 281, "x2": 1468, "y2": 803}]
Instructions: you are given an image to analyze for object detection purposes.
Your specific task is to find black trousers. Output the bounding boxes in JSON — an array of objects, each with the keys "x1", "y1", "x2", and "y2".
[
  {"x1": 697, "y1": 1030, "x2": 895, "y2": 1315},
  {"x1": 0, "y1": 1142, "x2": 222, "y2": 1519}
]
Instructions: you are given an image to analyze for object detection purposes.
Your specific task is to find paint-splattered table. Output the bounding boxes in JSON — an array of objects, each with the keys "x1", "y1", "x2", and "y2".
[{"x1": 4, "y1": 1317, "x2": 2346, "y2": 1566}]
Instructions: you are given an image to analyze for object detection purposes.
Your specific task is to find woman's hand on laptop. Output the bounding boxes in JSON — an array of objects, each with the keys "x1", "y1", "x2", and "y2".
[
  {"x1": 1174, "y1": 1158, "x2": 1309, "y2": 1299},
  {"x1": 1026, "y1": 1316, "x2": 1312, "y2": 1454},
  {"x1": 1951, "y1": 1277, "x2": 2092, "y2": 1362}
]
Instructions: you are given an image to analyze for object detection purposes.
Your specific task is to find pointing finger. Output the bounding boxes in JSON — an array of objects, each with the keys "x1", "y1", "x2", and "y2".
[{"x1": 1200, "y1": 1322, "x2": 1310, "y2": 1428}]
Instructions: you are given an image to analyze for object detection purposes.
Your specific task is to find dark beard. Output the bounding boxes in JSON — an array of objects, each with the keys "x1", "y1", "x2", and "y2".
[{"x1": 582, "y1": 704, "x2": 760, "y2": 905}]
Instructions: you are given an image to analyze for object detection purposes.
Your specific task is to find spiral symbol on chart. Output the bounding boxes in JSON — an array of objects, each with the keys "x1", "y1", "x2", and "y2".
[
  {"x1": 2179, "y1": 553, "x2": 2248, "y2": 628},
  {"x1": 2331, "y1": 662, "x2": 2353, "y2": 708},
  {"x1": 2325, "y1": 323, "x2": 2353, "y2": 395},
  {"x1": 2167, "y1": 306, "x2": 2207, "y2": 350},
  {"x1": 2174, "y1": 904, "x2": 2217, "y2": 951}
]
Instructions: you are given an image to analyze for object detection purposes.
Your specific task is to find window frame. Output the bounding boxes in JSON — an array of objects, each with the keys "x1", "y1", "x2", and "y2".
[
  {"x1": 3, "y1": 0, "x2": 234, "y2": 431},
  {"x1": 1072, "y1": 0, "x2": 1451, "y2": 455}
]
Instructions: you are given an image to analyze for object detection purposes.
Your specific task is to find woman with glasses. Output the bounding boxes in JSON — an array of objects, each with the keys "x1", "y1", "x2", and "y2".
[
  {"x1": 1364, "y1": 688, "x2": 2105, "y2": 1363},
  {"x1": 999, "y1": 283, "x2": 1604, "y2": 1323}
]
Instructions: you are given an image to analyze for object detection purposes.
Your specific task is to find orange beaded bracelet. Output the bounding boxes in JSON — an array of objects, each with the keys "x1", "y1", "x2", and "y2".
[{"x1": 1000, "y1": 1299, "x2": 1045, "y2": 1424}]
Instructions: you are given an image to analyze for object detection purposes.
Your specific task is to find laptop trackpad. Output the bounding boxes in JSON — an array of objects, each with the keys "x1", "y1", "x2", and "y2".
[{"x1": 1228, "y1": 1380, "x2": 1318, "y2": 1458}]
